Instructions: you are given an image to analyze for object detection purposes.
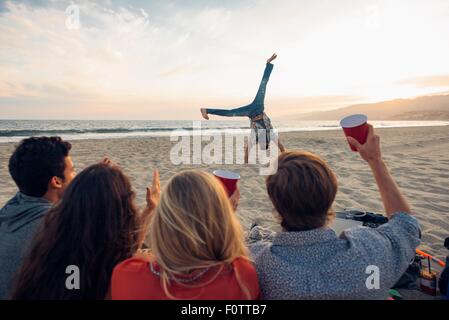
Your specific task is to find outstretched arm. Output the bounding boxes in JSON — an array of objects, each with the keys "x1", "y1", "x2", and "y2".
[{"x1": 347, "y1": 125, "x2": 412, "y2": 217}]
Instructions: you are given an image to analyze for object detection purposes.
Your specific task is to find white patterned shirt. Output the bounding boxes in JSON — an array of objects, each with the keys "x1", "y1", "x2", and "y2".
[{"x1": 249, "y1": 213, "x2": 421, "y2": 300}]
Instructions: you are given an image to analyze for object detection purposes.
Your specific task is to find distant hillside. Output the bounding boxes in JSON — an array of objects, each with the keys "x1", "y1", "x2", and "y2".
[{"x1": 299, "y1": 95, "x2": 449, "y2": 120}]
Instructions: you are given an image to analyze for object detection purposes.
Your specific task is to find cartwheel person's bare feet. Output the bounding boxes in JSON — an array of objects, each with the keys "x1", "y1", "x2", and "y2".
[
  {"x1": 200, "y1": 108, "x2": 209, "y2": 120},
  {"x1": 267, "y1": 53, "x2": 277, "y2": 64}
]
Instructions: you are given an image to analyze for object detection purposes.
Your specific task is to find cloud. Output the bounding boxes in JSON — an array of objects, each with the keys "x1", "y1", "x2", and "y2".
[
  {"x1": 0, "y1": 1, "x2": 153, "y2": 99},
  {"x1": 1, "y1": 0, "x2": 268, "y2": 107},
  {"x1": 396, "y1": 75, "x2": 449, "y2": 89},
  {"x1": 1, "y1": 0, "x2": 449, "y2": 119},
  {"x1": 0, "y1": 2, "x2": 7, "y2": 13},
  {"x1": 0, "y1": 0, "x2": 62, "y2": 13}
]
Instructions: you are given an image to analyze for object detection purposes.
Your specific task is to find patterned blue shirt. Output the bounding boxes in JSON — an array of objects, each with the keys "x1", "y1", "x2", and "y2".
[{"x1": 249, "y1": 213, "x2": 421, "y2": 300}]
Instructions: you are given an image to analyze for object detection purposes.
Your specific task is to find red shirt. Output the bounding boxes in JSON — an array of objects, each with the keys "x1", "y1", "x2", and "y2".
[{"x1": 111, "y1": 255, "x2": 261, "y2": 300}]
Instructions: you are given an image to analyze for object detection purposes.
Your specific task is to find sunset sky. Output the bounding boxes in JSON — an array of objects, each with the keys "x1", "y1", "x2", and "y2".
[{"x1": 1, "y1": 0, "x2": 449, "y2": 120}]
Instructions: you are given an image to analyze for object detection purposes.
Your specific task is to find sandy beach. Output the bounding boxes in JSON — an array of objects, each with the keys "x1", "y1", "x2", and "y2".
[{"x1": 1, "y1": 126, "x2": 448, "y2": 260}]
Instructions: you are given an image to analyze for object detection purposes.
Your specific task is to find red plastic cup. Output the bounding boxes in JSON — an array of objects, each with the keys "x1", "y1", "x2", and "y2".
[
  {"x1": 340, "y1": 114, "x2": 369, "y2": 152},
  {"x1": 213, "y1": 170, "x2": 240, "y2": 197}
]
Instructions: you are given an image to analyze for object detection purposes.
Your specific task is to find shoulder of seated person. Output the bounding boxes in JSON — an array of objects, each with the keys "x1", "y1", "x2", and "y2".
[
  {"x1": 386, "y1": 212, "x2": 421, "y2": 230},
  {"x1": 381, "y1": 211, "x2": 420, "y2": 228},
  {"x1": 232, "y1": 256, "x2": 257, "y2": 271},
  {"x1": 231, "y1": 257, "x2": 259, "y2": 287},
  {"x1": 248, "y1": 240, "x2": 271, "y2": 253},
  {"x1": 342, "y1": 212, "x2": 419, "y2": 238},
  {"x1": 114, "y1": 251, "x2": 154, "y2": 272},
  {"x1": 134, "y1": 249, "x2": 154, "y2": 261},
  {"x1": 389, "y1": 211, "x2": 415, "y2": 219}
]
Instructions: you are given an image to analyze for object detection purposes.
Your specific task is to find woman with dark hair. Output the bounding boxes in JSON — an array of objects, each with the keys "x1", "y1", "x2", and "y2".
[{"x1": 10, "y1": 160, "x2": 160, "y2": 300}]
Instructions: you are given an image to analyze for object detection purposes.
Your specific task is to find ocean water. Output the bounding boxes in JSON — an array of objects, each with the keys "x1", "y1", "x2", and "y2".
[{"x1": 0, "y1": 119, "x2": 448, "y2": 143}]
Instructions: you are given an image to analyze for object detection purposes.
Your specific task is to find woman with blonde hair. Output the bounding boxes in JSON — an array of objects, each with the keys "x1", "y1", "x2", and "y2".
[{"x1": 111, "y1": 170, "x2": 261, "y2": 300}]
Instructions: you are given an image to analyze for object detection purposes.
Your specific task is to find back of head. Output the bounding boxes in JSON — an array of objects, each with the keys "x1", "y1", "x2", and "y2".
[
  {"x1": 266, "y1": 150, "x2": 338, "y2": 232},
  {"x1": 150, "y1": 170, "x2": 248, "y2": 276},
  {"x1": 50, "y1": 163, "x2": 140, "y2": 252},
  {"x1": 8, "y1": 136, "x2": 72, "y2": 197},
  {"x1": 11, "y1": 163, "x2": 140, "y2": 300}
]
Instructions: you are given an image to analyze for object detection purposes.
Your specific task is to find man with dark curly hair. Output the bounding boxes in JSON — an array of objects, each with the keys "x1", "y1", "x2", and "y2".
[{"x1": 0, "y1": 137, "x2": 76, "y2": 299}]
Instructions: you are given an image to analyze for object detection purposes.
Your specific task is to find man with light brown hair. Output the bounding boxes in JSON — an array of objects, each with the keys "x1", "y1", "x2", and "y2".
[
  {"x1": 250, "y1": 124, "x2": 421, "y2": 300},
  {"x1": 266, "y1": 151, "x2": 338, "y2": 232}
]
